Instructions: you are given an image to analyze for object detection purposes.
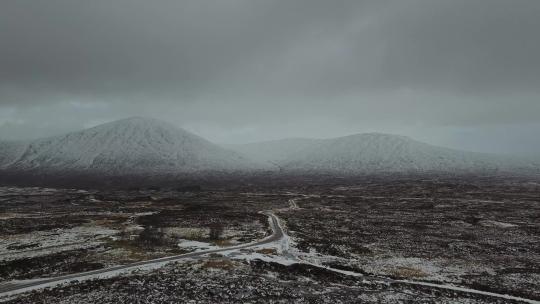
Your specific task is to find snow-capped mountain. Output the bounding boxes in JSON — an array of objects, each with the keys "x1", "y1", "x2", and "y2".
[
  {"x1": 1, "y1": 119, "x2": 536, "y2": 177},
  {"x1": 0, "y1": 117, "x2": 261, "y2": 175},
  {"x1": 230, "y1": 133, "x2": 535, "y2": 174}
]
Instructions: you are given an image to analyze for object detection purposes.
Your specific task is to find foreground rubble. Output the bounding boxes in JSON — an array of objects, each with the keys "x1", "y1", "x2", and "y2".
[{"x1": 3, "y1": 259, "x2": 526, "y2": 304}]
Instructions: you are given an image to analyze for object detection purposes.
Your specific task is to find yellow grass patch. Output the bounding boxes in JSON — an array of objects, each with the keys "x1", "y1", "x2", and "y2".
[
  {"x1": 390, "y1": 266, "x2": 428, "y2": 278},
  {"x1": 256, "y1": 248, "x2": 277, "y2": 255},
  {"x1": 202, "y1": 259, "x2": 235, "y2": 270}
]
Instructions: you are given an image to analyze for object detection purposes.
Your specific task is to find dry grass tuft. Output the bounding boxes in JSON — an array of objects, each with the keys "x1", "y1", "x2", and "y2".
[
  {"x1": 256, "y1": 248, "x2": 277, "y2": 255},
  {"x1": 390, "y1": 266, "x2": 428, "y2": 278},
  {"x1": 202, "y1": 259, "x2": 235, "y2": 270},
  {"x1": 214, "y1": 239, "x2": 233, "y2": 247}
]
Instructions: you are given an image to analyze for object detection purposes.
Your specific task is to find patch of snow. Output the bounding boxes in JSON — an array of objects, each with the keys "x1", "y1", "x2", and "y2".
[
  {"x1": 479, "y1": 220, "x2": 518, "y2": 228},
  {"x1": 177, "y1": 239, "x2": 220, "y2": 252},
  {"x1": 0, "y1": 226, "x2": 117, "y2": 261}
]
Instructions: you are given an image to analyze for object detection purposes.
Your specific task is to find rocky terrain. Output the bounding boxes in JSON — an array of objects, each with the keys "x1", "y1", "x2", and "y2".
[
  {"x1": 0, "y1": 175, "x2": 539, "y2": 303},
  {"x1": 3, "y1": 260, "x2": 527, "y2": 304}
]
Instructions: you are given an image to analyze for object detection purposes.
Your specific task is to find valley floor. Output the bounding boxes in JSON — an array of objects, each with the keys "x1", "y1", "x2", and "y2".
[{"x1": 0, "y1": 175, "x2": 538, "y2": 303}]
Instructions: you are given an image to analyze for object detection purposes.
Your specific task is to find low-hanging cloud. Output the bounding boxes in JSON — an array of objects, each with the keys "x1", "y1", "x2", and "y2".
[{"x1": 1, "y1": 0, "x2": 539, "y2": 154}]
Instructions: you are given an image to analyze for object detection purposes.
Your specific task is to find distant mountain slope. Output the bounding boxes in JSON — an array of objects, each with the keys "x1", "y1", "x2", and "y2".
[
  {"x1": 0, "y1": 117, "x2": 261, "y2": 175},
  {"x1": 230, "y1": 133, "x2": 535, "y2": 174},
  {"x1": 0, "y1": 141, "x2": 28, "y2": 168},
  {"x1": 1, "y1": 119, "x2": 536, "y2": 178}
]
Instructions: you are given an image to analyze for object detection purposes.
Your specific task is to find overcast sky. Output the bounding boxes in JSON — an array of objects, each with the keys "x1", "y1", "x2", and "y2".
[{"x1": 1, "y1": 0, "x2": 539, "y2": 155}]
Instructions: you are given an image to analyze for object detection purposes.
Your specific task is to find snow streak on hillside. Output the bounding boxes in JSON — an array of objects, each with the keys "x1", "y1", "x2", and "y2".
[{"x1": 0, "y1": 141, "x2": 27, "y2": 168}]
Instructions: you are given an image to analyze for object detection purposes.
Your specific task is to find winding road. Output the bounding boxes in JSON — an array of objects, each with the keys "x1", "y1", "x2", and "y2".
[{"x1": 0, "y1": 212, "x2": 284, "y2": 299}]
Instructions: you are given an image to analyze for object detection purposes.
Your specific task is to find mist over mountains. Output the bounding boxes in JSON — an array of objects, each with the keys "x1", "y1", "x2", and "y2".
[
  {"x1": 0, "y1": 117, "x2": 537, "y2": 181},
  {"x1": 231, "y1": 134, "x2": 533, "y2": 174}
]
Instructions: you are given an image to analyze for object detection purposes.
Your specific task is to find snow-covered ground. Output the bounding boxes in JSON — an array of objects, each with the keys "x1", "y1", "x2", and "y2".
[
  {"x1": 0, "y1": 226, "x2": 117, "y2": 261},
  {"x1": 177, "y1": 240, "x2": 220, "y2": 252},
  {"x1": 1, "y1": 197, "x2": 538, "y2": 304}
]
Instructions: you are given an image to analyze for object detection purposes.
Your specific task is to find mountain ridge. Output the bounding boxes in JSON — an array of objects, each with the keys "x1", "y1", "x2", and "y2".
[
  {"x1": 1, "y1": 117, "x2": 537, "y2": 178},
  {"x1": 229, "y1": 133, "x2": 535, "y2": 174}
]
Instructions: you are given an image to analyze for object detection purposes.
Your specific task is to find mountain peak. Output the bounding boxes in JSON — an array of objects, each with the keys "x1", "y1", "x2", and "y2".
[
  {"x1": 0, "y1": 117, "x2": 260, "y2": 174},
  {"x1": 229, "y1": 134, "x2": 533, "y2": 174}
]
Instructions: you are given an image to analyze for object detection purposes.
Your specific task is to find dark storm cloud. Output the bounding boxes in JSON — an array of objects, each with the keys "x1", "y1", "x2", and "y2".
[
  {"x1": 0, "y1": 1, "x2": 370, "y2": 100},
  {"x1": 0, "y1": 0, "x2": 539, "y2": 153}
]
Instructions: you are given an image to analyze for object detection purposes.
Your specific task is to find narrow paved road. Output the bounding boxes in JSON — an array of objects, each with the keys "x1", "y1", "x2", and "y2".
[{"x1": 0, "y1": 212, "x2": 284, "y2": 298}]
